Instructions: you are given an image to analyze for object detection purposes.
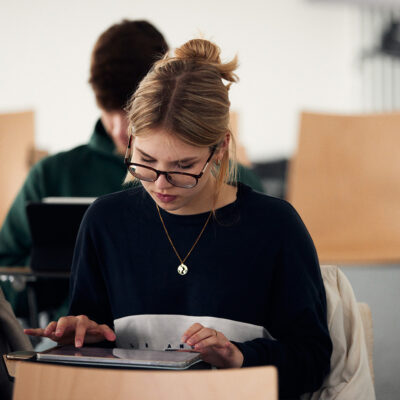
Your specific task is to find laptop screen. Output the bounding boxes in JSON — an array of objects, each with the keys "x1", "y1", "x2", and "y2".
[{"x1": 26, "y1": 199, "x2": 94, "y2": 271}]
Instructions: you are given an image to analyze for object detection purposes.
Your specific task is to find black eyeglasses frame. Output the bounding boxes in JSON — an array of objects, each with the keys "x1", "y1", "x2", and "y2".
[{"x1": 124, "y1": 134, "x2": 217, "y2": 189}]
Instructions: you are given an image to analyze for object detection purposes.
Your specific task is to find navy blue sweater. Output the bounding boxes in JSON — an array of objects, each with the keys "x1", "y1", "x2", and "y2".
[{"x1": 69, "y1": 183, "x2": 332, "y2": 398}]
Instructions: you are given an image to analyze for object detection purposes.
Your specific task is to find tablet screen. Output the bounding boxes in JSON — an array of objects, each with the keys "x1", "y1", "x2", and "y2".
[{"x1": 36, "y1": 345, "x2": 202, "y2": 370}]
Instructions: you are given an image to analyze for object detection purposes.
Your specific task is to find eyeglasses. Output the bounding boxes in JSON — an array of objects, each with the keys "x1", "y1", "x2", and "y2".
[{"x1": 124, "y1": 135, "x2": 216, "y2": 189}]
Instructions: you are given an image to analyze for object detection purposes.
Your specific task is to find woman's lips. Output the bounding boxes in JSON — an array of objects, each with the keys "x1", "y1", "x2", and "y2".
[{"x1": 155, "y1": 192, "x2": 177, "y2": 203}]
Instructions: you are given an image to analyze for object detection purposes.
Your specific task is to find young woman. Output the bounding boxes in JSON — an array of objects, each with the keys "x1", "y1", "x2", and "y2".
[{"x1": 26, "y1": 39, "x2": 332, "y2": 398}]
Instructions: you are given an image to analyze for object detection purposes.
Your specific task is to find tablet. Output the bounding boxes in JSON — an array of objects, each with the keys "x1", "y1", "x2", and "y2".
[{"x1": 36, "y1": 345, "x2": 202, "y2": 370}]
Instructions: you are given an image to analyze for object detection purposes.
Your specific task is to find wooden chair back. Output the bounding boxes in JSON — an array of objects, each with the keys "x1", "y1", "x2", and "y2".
[
  {"x1": 13, "y1": 362, "x2": 277, "y2": 400},
  {"x1": 287, "y1": 111, "x2": 400, "y2": 264},
  {"x1": 0, "y1": 111, "x2": 35, "y2": 226}
]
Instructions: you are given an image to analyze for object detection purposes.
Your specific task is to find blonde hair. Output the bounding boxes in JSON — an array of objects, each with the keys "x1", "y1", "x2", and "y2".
[{"x1": 125, "y1": 38, "x2": 238, "y2": 198}]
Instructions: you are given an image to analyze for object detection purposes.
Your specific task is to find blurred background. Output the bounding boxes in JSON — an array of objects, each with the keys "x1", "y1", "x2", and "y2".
[
  {"x1": 3, "y1": 0, "x2": 399, "y2": 160},
  {"x1": 1, "y1": 0, "x2": 400, "y2": 399}
]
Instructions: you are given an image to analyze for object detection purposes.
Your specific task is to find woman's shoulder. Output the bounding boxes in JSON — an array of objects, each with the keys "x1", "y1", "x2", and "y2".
[
  {"x1": 85, "y1": 185, "x2": 148, "y2": 218},
  {"x1": 237, "y1": 183, "x2": 311, "y2": 237},
  {"x1": 239, "y1": 183, "x2": 317, "y2": 257},
  {"x1": 239, "y1": 183, "x2": 297, "y2": 218}
]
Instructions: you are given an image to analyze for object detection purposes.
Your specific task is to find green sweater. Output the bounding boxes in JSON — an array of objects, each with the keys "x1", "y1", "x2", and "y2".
[
  {"x1": 0, "y1": 120, "x2": 126, "y2": 267},
  {"x1": 0, "y1": 120, "x2": 127, "y2": 316},
  {"x1": 0, "y1": 119, "x2": 263, "y2": 315}
]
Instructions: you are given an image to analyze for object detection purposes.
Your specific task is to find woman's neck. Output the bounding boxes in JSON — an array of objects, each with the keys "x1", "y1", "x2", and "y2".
[{"x1": 213, "y1": 182, "x2": 237, "y2": 211}]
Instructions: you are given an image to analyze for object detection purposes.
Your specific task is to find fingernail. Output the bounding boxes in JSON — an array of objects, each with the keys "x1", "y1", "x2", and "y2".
[
  {"x1": 55, "y1": 330, "x2": 62, "y2": 337},
  {"x1": 181, "y1": 335, "x2": 187, "y2": 342},
  {"x1": 187, "y1": 340, "x2": 193, "y2": 345},
  {"x1": 195, "y1": 343, "x2": 202, "y2": 349},
  {"x1": 75, "y1": 340, "x2": 82, "y2": 347}
]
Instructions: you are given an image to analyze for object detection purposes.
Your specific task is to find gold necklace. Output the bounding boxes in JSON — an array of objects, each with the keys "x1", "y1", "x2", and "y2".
[{"x1": 156, "y1": 204, "x2": 212, "y2": 276}]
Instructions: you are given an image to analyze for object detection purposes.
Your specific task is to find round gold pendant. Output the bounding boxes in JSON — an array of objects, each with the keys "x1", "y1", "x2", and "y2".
[{"x1": 177, "y1": 264, "x2": 188, "y2": 275}]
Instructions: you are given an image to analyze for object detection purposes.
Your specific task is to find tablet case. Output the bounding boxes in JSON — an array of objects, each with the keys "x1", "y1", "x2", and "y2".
[{"x1": 36, "y1": 346, "x2": 202, "y2": 370}]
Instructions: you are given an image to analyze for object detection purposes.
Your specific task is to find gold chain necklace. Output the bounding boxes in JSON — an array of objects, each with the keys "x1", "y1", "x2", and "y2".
[{"x1": 156, "y1": 204, "x2": 212, "y2": 276}]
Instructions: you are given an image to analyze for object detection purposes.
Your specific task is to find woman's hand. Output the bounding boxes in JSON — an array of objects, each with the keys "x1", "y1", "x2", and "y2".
[
  {"x1": 24, "y1": 315, "x2": 116, "y2": 348},
  {"x1": 181, "y1": 323, "x2": 244, "y2": 368}
]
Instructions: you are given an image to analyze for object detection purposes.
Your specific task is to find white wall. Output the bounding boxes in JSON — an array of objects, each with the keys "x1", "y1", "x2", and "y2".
[{"x1": 0, "y1": 0, "x2": 363, "y2": 161}]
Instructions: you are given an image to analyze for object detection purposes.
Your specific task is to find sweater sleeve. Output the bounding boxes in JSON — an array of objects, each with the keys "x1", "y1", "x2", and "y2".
[
  {"x1": 0, "y1": 162, "x2": 46, "y2": 266},
  {"x1": 234, "y1": 203, "x2": 332, "y2": 398},
  {"x1": 68, "y1": 205, "x2": 114, "y2": 329}
]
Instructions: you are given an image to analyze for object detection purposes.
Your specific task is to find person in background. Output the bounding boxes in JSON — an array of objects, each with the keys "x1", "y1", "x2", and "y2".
[
  {"x1": 0, "y1": 20, "x2": 264, "y2": 321},
  {"x1": 0, "y1": 20, "x2": 168, "y2": 319},
  {"x1": 26, "y1": 38, "x2": 331, "y2": 399}
]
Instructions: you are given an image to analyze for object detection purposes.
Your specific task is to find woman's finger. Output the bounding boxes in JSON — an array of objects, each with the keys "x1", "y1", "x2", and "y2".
[
  {"x1": 74, "y1": 316, "x2": 92, "y2": 347},
  {"x1": 24, "y1": 328, "x2": 45, "y2": 337},
  {"x1": 99, "y1": 324, "x2": 116, "y2": 342},
  {"x1": 181, "y1": 323, "x2": 204, "y2": 343},
  {"x1": 194, "y1": 333, "x2": 230, "y2": 351},
  {"x1": 44, "y1": 321, "x2": 58, "y2": 336},
  {"x1": 53, "y1": 316, "x2": 75, "y2": 337},
  {"x1": 186, "y1": 327, "x2": 217, "y2": 346}
]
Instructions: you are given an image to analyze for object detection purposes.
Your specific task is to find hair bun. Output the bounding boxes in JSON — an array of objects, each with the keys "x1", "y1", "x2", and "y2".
[
  {"x1": 175, "y1": 39, "x2": 238, "y2": 84},
  {"x1": 175, "y1": 39, "x2": 221, "y2": 64}
]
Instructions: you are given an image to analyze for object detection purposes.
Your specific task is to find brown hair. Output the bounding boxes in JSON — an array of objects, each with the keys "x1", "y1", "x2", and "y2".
[
  {"x1": 89, "y1": 20, "x2": 168, "y2": 111},
  {"x1": 126, "y1": 38, "x2": 238, "y2": 197}
]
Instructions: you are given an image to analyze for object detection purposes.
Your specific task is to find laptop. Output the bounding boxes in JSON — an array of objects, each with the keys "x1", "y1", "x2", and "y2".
[{"x1": 26, "y1": 198, "x2": 95, "y2": 272}]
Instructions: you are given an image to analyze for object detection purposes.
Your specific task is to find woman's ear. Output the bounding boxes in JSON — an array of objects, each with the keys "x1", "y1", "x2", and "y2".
[{"x1": 215, "y1": 131, "x2": 231, "y2": 162}]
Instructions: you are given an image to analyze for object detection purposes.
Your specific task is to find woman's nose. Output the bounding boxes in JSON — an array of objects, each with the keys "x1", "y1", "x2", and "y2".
[{"x1": 154, "y1": 173, "x2": 172, "y2": 189}]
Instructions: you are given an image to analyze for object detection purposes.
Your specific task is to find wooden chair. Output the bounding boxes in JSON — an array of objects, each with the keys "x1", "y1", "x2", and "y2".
[
  {"x1": 12, "y1": 362, "x2": 277, "y2": 400},
  {"x1": 0, "y1": 111, "x2": 35, "y2": 227},
  {"x1": 287, "y1": 111, "x2": 400, "y2": 264}
]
